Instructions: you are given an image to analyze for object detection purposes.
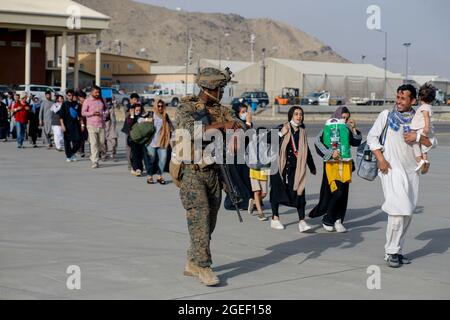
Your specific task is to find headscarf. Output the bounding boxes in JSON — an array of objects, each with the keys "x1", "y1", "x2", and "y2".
[
  {"x1": 332, "y1": 106, "x2": 350, "y2": 119},
  {"x1": 31, "y1": 98, "x2": 41, "y2": 114},
  {"x1": 152, "y1": 99, "x2": 172, "y2": 148}
]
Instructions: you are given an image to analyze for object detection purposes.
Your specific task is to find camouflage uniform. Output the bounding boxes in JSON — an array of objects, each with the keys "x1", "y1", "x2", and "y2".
[{"x1": 175, "y1": 67, "x2": 238, "y2": 268}]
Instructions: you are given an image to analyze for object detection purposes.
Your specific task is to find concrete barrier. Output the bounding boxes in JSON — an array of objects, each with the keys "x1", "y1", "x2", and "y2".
[{"x1": 253, "y1": 105, "x2": 450, "y2": 122}]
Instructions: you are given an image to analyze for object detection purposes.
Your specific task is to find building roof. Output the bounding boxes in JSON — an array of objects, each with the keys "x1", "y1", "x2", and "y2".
[
  {"x1": 79, "y1": 52, "x2": 157, "y2": 63},
  {"x1": 151, "y1": 65, "x2": 197, "y2": 75},
  {"x1": 0, "y1": 0, "x2": 109, "y2": 32},
  {"x1": 409, "y1": 75, "x2": 449, "y2": 85},
  {"x1": 271, "y1": 58, "x2": 403, "y2": 79}
]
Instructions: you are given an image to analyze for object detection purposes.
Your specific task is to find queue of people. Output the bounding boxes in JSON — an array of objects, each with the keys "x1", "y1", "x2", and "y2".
[
  {"x1": 1, "y1": 82, "x2": 438, "y2": 270},
  {"x1": 1, "y1": 88, "x2": 175, "y2": 186}
]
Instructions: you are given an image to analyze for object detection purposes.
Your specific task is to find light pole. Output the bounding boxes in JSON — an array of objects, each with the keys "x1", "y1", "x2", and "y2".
[
  {"x1": 250, "y1": 34, "x2": 256, "y2": 63},
  {"x1": 376, "y1": 29, "x2": 388, "y2": 103},
  {"x1": 177, "y1": 7, "x2": 191, "y2": 96},
  {"x1": 219, "y1": 32, "x2": 230, "y2": 70},
  {"x1": 403, "y1": 42, "x2": 411, "y2": 83},
  {"x1": 361, "y1": 55, "x2": 366, "y2": 64}
]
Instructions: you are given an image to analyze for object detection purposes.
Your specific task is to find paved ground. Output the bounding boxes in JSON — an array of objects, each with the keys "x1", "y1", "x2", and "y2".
[{"x1": 0, "y1": 121, "x2": 449, "y2": 300}]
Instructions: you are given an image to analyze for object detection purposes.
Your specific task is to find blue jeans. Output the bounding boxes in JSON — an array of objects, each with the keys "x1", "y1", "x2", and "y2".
[
  {"x1": 146, "y1": 146, "x2": 167, "y2": 176},
  {"x1": 16, "y1": 122, "x2": 26, "y2": 147}
]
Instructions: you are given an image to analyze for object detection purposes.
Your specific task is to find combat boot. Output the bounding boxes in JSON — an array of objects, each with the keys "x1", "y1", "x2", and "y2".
[
  {"x1": 183, "y1": 260, "x2": 200, "y2": 277},
  {"x1": 198, "y1": 267, "x2": 220, "y2": 286}
]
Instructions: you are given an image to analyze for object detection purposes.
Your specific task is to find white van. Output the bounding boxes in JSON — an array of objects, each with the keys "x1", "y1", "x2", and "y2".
[{"x1": 15, "y1": 85, "x2": 57, "y2": 100}]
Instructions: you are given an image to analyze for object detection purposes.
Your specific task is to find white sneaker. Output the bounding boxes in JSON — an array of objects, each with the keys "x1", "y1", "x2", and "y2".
[
  {"x1": 323, "y1": 223, "x2": 335, "y2": 232},
  {"x1": 298, "y1": 220, "x2": 312, "y2": 233},
  {"x1": 271, "y1": 219, "x2": 285, "y2": 230},
  {"x1": 334, "y1": 219, "x2": 347, "y2": 233},
  {"x1": 248, "y1": 199, "x2": 255, "y2": 215},
  {"x1": 66, "y1": 158, "x2": 72, "y2": 163},
  {"x1": 71, "y1": 155, "x2": 77, "y2": 162}
]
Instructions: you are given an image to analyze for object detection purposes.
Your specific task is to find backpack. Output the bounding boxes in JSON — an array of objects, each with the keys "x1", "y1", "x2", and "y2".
[{"x1": 356, "y1": 115, "x2": 389, "y2": 181}]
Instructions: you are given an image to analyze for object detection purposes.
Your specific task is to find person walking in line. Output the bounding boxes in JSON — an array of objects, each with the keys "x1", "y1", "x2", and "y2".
[
  {"x1": 9, "y1": 93, "x2": 19, "y2": 139},
  {"x1": 58, "y1": 89, "x2": 83, "y2": 162},
  {"x1": 0, "y1": 98, "x2": 8, "y2": 142},
  {"x1": 76, "y1": 90, "x2": 88, "y2": 158},
  {"x1": 29, "y1": 96, "x2": 41, "y2": 148},
  {"x1": 51, "y1": 95, "x2": 65, "y2": 152},
  {"x1": 123, "y1": 93, "x2": 141, "y2": 170},
  {"x1": 269, "y1": 106, "x2": 317, "y2": 233},
  {"x1": 368, "y1": 84, "x2": 433, "y2": 268},
  {"x1": 104, "y1": 98, "x2": 118, "y2": 161},
  {"x1": 146, "y1": 99, "x2": 174, "y2": 184},
  {"x1": 122, "y1": 103, "x2": 152, "y2": 177},
  {"x1": 81, "y1": 86, "x2": 108, "y2": 169},
  {"x1": 12, "y1": 92, "x2": 30, "y2": 148},
  {"x1": 39, "y1": 91, "x2": 54, "y2": 149},
  {"x1": 309, "y1": 106, "x2": 362, "y2": 233}
]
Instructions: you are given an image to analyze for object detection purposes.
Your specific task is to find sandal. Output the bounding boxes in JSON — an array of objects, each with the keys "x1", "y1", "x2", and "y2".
[
  {"x1": 147, "y1": 176, "x2": 155, "y2": 184},
  {"x1": 421, "y1": 162, "x2": 430, "y2": 175},
  {"x1": 157, "y1": 177, "x2": 166, "y2": 185}
]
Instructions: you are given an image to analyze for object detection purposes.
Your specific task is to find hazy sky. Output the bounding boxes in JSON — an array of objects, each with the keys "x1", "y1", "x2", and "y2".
[{"x1": 136, "y1": 0, "x2": 450, "y2": 79}]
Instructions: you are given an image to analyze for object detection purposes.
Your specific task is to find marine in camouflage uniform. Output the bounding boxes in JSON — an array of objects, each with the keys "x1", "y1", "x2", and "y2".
[{"x1": 175, "y1": 67, "x2": 241, "y2": 286}]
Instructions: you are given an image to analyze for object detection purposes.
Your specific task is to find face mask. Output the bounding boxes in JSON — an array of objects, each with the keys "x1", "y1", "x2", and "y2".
[
  {"x1": 240, "y1": 113, "x2": 247, "y2": 121},
  {"x1": 290, "y1": 120, "x2": 300, "y2": 128}
]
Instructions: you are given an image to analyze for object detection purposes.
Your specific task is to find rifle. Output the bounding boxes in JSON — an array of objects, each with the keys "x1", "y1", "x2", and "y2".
[{"x1": 218, "y1": 163, "x2": 243, "y2": 223}]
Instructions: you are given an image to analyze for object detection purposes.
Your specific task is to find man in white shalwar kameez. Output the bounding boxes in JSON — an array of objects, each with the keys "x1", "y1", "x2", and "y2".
[{"x1": 368, "y1": 84, "x2": 432, "y2": 268}]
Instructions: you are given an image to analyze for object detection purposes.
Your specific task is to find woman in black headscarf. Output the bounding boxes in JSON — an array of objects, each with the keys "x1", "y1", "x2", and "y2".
[
  {"x1": 309, "y1": 106, "x2": 362, "y2": 233},
  {"x1": 270, "y1": 106, "x2": 317, "y2": 233}
]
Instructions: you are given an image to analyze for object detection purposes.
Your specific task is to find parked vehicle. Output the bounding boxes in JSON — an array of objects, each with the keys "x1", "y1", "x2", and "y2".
[
  {"x1": 111, "y1": 88, "x2": 130, "y2": 107},
  {"x1": 15, "y1": 84, "x2": 58, "y2": 100},
  {"x1": 349, "y1": 97, "x2": 369, "y2": 105},
  {"x1": 50, "y1": 86, "x2": 65, "y2": 96},
  {"x1": 0, "y1": 85, "x2": 11, "y2": 96},
  {"x1": 240, "y1": 91, "x2": 270, "y2": 108},
  {"x1": 85, "y1": 87, "x2": 130, "y2": 107},
  {"x1": 303, "y1": 91, "x2": 345, "y2": 106},
  {"x1": 140, "y1": 89, "x2": 181, "y2": 107},
  {"x1": 274, "y1": 87, "x2": 301, "y2": 105}
]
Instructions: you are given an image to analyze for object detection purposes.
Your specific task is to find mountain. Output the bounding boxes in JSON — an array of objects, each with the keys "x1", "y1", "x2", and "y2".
[{"x1": 59, "y1": 0, "x2": 349, "y2": 64}]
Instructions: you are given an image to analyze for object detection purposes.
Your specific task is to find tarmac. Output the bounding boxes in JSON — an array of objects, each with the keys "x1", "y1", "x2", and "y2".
[{"x1": 0, "y1": 122, "x2": 449, "y2": 300}]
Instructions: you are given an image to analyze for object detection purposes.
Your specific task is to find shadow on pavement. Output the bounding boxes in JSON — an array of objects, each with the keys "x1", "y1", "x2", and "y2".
[{"x1": 215, "y1": 206, "x2": 381, "y2": 286}]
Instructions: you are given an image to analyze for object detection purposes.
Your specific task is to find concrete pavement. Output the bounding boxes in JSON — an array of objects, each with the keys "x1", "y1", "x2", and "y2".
[{"x1": 0, "y1": 127, "x2": 449, "y2": 300}]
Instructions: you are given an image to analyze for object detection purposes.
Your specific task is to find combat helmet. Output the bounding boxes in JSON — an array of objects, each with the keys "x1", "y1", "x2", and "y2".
[{"x1": 196, "y1": 67, "x2": 233, "y2": 90}]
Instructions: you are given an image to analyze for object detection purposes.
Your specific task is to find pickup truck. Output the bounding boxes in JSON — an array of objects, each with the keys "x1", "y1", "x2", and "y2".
[
  {"x1": 303, "y1": 91, "x2": 345, "y2": 106},
  {"x1": 140, "y1": 89, "x2": 181, "y2": 107}
]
